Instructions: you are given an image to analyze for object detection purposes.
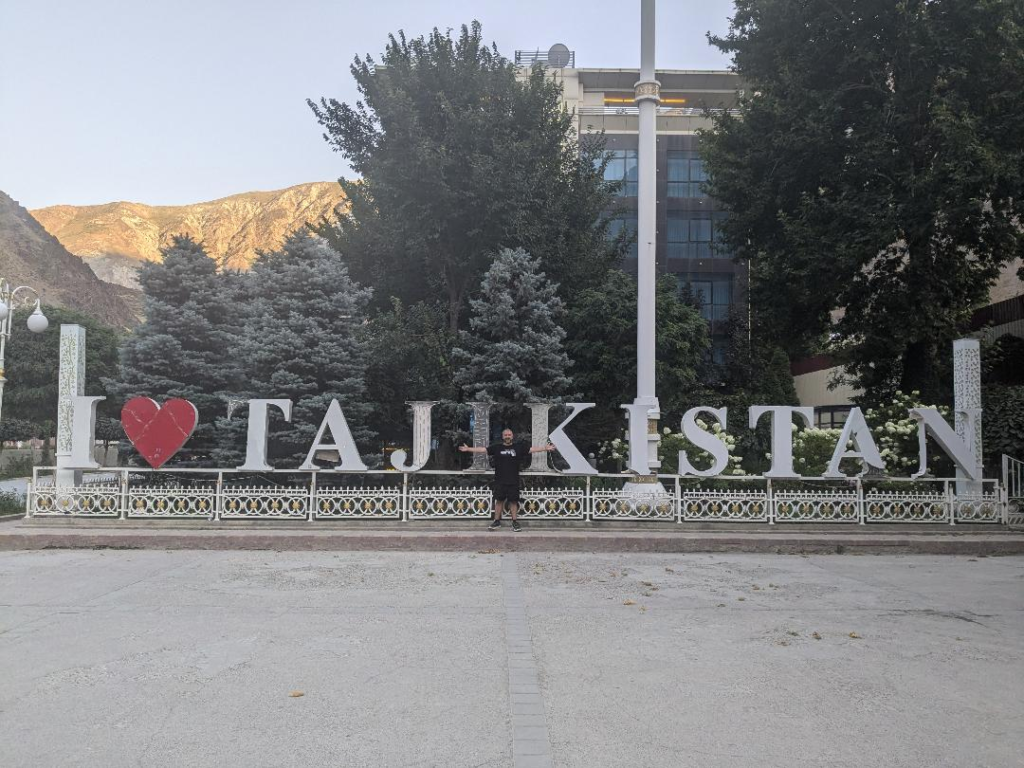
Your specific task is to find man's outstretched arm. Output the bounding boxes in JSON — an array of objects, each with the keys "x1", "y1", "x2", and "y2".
[
  {"x1": 528, "y1": 443, "x2": 556, "y2": 454},
  {"x1": 458, "y1": 445, "x2": 488, "y2": 454}
]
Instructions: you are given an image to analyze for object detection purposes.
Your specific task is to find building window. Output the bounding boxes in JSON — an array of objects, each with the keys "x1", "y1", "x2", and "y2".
[
  {"x1": 667, "y1": 212, "x2": 731, "y2": 260},
  {"x1": 679, "y1": 274, "x2": 733, "y2": 323},
  {"x1": 608, "y1": 213, "x2": 638, "y2": 259},
  {"x1": 711, "y1": 338, "x2": 729, "y2": 366},
  {"x1": 667, "y1": 150, "x2": 707, "y2": 198},
  {"x1": 815, "y1": 406, "x2": 852, "y2": 429},
  {"x1": 603, "y1": 149, "x2": 638, "y2": 196}
]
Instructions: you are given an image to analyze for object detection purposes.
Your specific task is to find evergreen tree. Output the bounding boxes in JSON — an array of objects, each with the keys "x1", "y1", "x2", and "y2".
[
  {"x1": 700, "y1": 0, "x2": 1024, "y2": 403},
  {"x1": 223, "y1": 231, "x2": 374, "y2": 467},
  {"x1": 309, "y1": 21, "x2": 621, "y2": 334},
  {"x1": 361, "y1": 298, "x2": 457, "y2": 445},
  {"x1": 452, "y1": 248, "x2": 572, "y2": 411},
  {"x1": 106, "y1": 235, "x2": 242, "y2": 462},
  {"x1": 3, "y1": 305, "x2": 121, "y2": 431}
]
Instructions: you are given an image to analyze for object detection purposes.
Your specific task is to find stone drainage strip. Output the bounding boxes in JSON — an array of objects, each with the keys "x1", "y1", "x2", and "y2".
[{"x1": 3, "y1": 523, "x2": 1024, "y2": 555}]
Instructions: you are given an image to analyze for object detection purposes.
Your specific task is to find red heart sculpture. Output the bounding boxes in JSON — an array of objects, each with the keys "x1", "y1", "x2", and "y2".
[{"x1": 121, "y1": 397, "x2": 199, "y2": 468}]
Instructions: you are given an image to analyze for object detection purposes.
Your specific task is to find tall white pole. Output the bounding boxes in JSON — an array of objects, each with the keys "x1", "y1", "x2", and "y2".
[{"x1": 631, "y1": 0, "x2": 662, "y2": 477}]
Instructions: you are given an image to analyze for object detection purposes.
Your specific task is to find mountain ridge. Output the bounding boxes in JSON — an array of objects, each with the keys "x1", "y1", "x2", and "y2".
[
  {"x1": 0, "y1": 190, "x2": 140, "y2": 329},
  {"x1": 31, "y1": 181, "x2": 348, "y2": 288}
]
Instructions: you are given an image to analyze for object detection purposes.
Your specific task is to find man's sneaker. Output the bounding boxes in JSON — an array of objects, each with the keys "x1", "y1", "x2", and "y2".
[
  {"x1": 512, "y1": 520, "x2": 522, "y2": 532},
  {"x1": 488, "y1": 519, "x2": 502, "y2": 530}
]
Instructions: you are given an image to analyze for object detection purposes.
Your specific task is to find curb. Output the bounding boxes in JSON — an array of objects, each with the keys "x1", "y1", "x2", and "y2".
[{"x1": 2, "y1": 528, "x2": 1024, "y2": 555}]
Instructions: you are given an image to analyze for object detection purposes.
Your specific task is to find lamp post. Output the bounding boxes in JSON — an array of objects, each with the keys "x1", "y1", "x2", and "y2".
[
  {"x1": 0, "y1": 278, "x2": 50, "y2": 425},
  {"x1": 623, "y1": 0, "x2": 665, "y2": 493}
]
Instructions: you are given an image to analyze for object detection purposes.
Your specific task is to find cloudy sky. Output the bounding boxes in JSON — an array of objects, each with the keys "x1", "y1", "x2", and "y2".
[{"x1": 0, "y1": 0, "x2": 736, "y2": 208}]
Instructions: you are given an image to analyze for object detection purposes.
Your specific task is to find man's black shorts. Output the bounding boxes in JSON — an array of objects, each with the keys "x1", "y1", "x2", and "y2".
[{"x1": 493, "y1": 483, "x2": 521, "y2": 503}]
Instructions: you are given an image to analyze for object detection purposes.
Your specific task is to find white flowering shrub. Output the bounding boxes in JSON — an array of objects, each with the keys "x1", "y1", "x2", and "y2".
[
  {"x1": 661, "y1": 419, "x2": 745, "y2": 475},
  {"x1": 789, "y1": 425, "x2": 848, "y2": 476},
  {"x1": 864, "y1": 390, "x2": 951, "y2": 475},
  {"x1": 597, "y1": 418, "x2": 745, "y2": 475}
]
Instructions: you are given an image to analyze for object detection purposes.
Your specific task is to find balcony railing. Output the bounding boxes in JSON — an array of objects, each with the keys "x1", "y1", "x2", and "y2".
[
  {"x1": 578, "y1": 105, "x2": 741, "y2": 117},
  {"x1": 515, "y1": 49, "x2": 576, "y2": 69}
]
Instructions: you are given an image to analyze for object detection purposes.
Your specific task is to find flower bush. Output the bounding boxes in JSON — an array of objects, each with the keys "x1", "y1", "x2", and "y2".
[
  {"x1": 789, "y1": 424, "x2": 846, "y2": 476},
  {"x1": 863, "y1": 390, "x2": 951, "y2": 476},
  {"x1": 598, "y1": 418, "x2": 745, "y2": 475}
]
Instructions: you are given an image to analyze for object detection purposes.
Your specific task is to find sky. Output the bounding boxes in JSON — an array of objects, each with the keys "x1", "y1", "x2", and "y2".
[{"x1": 0, "y1": 0, "x2": 736, "y2": 209}]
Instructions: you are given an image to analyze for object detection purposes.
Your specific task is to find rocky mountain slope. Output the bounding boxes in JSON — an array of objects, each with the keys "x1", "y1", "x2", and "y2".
[
  {"x1": 31, "y1": 182, "x2": 347, "y2": 288},
  {"x1": 0, "y1": 191, "x2": 140, "y2": 329}
]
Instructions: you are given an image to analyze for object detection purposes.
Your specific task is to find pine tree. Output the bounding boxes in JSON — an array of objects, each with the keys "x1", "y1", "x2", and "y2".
[
  {"x1": 224, "y1": 231, "x2": 374, "y2": 466},
  {"x1": 106, "y1": 235, "x2": 242, "y2": 463},
  {"x1": 452, "y1": 248, "x2": 572, "y2": 413}
]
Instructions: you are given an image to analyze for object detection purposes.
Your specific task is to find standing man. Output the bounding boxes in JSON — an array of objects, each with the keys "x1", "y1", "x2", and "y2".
[{"x1": 459, "y1": 428, "x2": 555, "y2": 532}]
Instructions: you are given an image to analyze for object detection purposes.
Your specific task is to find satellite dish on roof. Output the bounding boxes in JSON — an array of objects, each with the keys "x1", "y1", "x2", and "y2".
[{"x1": 548, "y1": 43, "x2": 571, "y2": 68}]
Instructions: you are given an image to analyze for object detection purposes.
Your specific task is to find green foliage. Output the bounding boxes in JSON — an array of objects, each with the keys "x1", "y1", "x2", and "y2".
[
  {"x1": 453, "y1": 248, "x2": 572, "y2": 406},
  {"x1": 362, "y1": 299, "x2": 457, "y2": 445},
  {"x1": 0, "y1": 417, "x2": 38, "y2": 444},
  {"x1": 309, "y1": 20, "x2": 621, "y2": 334},
  {"x1": 216, "y1": 231, "x2": 374, "y2": 466},
  {"x1": 563, "y1": 271, "x2": 710, "y2": 446},
  {"x1": 105, "y1": 235, "x2": 244, "y2": 463},
  {"x1": 864, "y1": 391, "x2": 952, "y2": 476},
  {"x1": 704, "y1": 315, "x2": 799, "y2": 472},
  {"x1": 790, "y1": 426, "x2": 845, "y2": 477},
  {"x1": 598, "y1": 417, "x2": 745, "y2": 475},
  {"x1": 2, "y1": 305, "x2": 121, "y2": 430},
  {"x1": 95, "y1": 417, "x2": 123, "y2": 443},
  {"x1": 0, "y1": 490, "x2": 23, "y2": 514},
  {"x1": 701, "y1": 0, "x2": 1024, "y2": 404},
  {"x1": 982, "y1": 385, "x2": 1024, "y2": 461},
  {"x1": 660, "y1": 418, "x2": 745, "y2": 476},
  {"x1": 983, "y1": 334, "x2": 1024, "y2": 386}
]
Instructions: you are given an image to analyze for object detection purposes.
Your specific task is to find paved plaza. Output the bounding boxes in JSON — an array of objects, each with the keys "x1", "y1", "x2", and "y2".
[{"x1": 1, "y1": 550, "x2": 1022, "y2": 767}]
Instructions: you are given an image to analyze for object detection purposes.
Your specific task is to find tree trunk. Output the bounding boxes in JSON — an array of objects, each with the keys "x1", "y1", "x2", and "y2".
[{"x1": 448, "y1": 285, "x2": 463, "y2": 336}]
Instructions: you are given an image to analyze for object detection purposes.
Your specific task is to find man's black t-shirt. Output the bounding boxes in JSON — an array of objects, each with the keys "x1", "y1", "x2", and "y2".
[{"x1": 487, "y1": 441, "x2": 529, "y2": 485}]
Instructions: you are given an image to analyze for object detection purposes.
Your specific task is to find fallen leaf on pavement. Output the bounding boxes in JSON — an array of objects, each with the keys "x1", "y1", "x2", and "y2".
[{"x1": 289, "y1": 691, "x2": 305, "y2": 698}]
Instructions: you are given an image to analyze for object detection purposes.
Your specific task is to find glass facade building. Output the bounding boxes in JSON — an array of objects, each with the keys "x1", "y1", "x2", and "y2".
[{"x1": 516, "y1": 64, "x2": 747, "y2": 367}]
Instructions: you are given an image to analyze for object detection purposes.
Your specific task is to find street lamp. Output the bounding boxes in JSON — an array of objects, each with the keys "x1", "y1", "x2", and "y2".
[{"x1": 0, "y1": 278, "x2": 50, "y2": 425}]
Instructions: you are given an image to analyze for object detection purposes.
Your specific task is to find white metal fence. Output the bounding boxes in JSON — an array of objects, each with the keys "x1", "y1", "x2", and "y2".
[
  {"x1": 1003, "y1": 455, "x2": 1024, "y2": 529},
  {"x1": 26, "y1": 467, "x2": 1009, "y2": 525}
]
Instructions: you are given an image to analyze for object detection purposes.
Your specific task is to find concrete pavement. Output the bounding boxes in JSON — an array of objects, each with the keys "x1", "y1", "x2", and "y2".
[{"x1": 1, "y1": 551, "x2": 1022, "y2": 767}]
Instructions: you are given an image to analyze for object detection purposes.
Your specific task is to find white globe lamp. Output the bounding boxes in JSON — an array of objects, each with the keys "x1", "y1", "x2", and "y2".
[{"x1": 26, "y1": 302, "x2": 48, "y2": 333}]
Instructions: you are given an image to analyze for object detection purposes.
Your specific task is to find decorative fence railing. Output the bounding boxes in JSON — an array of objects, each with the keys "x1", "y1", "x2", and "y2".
[
  {"x1": 25, "y1": 468, "x2": 1009, "y2": 526},
  {"x1": 1003, "y1": 455, "x2": 1024, "y2": 529}
]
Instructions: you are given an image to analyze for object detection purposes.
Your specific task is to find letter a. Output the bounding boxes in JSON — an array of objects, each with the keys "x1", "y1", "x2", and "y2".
[{"x1": 299, "y1": 400, "x2": 367, "y2": 471}]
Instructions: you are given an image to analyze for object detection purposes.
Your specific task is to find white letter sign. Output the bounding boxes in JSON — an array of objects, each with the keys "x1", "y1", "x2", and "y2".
[
  {"x1": 238, "y1": 399, "x2": 293, "y2": 471},
  {"x1": 390, "y1": 401, "x2": 438, "y2": 472},
  {"x1": 678, "y1": 407, "x2": 729, "y2": 478},
  {"x1": 823, "y1": 407, "x2": 885, "y2": 478},
  {"x1": 299, "y1": 400, "x2": 367, "y2": 471},
  {"x1": 910, "y1": 408, "x2": 982, "y2": 481},
  {"x1": 548, "y1": 403, "x2": 598, "y2": 475},
  {"x1": 749, "y1": 406, "x2": 814, "y2": 479}
]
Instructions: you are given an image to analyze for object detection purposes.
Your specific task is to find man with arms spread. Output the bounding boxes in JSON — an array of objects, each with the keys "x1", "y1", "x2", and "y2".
[{"x1": 459, "y1": 429, "x2": 555, "y2": 532}]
